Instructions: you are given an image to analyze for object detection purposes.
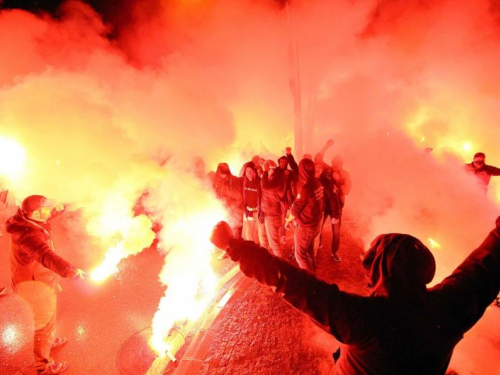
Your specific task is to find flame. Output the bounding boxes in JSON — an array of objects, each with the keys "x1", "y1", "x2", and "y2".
[
  {"x1": 149, "y1": 184, "x2": 227, "y2": 357},
  {"x1": 405, "y1": 108, "x2": 476, "y2": 160},
  {"x1": 0, "y1": 136, "x2": 26, "y2": 182},
  {"x1": 89, "y1": 193, "x2": 156, "y2": 282},
  {"x1": 428, "y1": 237, "x2": 442, "y2": 250}
]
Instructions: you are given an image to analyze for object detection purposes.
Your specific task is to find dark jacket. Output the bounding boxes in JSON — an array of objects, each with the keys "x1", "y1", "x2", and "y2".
[
  {"x1": 291, "y1": 159, "x2": 324, "y2": 228},
  {"x1": 465, "y1": 163, "x2": 500, "y2": 190},
  {"x1": 318, "y1": 172, "x2": 341, "y2": 220},
  {"x1": 213, "y1": 163, "x2": 244, "y2": 217},
  {"x1": 261, "y1": 168, "x2": 286, "y2": 217},
  {"x1": 242, "y1": 164, "x2": 262, "y2": 220},
  {"x1": 6, "y1": 209, "x2": 73, "y2": 291},
  {"x1": 224, "y1": 226, "x2": 500, "y2": 375},
  {"x1": 278, "y1": 155, "x2": 298, "y2": 209}
]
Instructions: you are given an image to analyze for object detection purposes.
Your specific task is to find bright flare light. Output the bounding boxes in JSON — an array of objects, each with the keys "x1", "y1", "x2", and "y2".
[
  {"x1": 0, "y1": 136, "x2": 26, "y2": 181},
  {"x1": 149, "y1": 198, "x2": 226, "y2": 357},
  {"x1": 89, "y1": 193, "x2": 156, "y2": 282},
  {"x1": 428, "y1": 238, "x2": 442, "y2": 250},
  {"x1": 1, "y1": 325, "x2": 18, "y2": 346}
]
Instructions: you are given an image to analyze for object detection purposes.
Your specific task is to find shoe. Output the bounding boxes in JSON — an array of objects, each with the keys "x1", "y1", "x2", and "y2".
[
  {"x1": 38, "y1": 362, "x2": 69, "y2": 375},
  {"x1": 51, "y1": 337, "x2": 67, "y2": 351},
  {"x1": 332, "y1": 254, "x2": 341, "y2": 262}
]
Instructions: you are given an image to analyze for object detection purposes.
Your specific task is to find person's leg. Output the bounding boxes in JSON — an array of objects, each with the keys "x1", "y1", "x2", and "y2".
[
  {"x1": 265, "y1": 216, "x2": 282, "y2": 257},
  {"x1": 241, "y1": 215, "x2": 253, "y2": 241},
  {"x1": 279, "y1": 208, "x2": 288, "y2": 247},
  {"x1": 331, "y1": 217, "x2": 342, "y2": 261},
  {"x1": 294, "y1": 226, "x2": 317, "y2": 273},
  {"x1": 258, "y1": 218, "x2": 268, "y2": 249},
  {"x1": 250, "y1": 212, "x2": 260, "y2": 244},
  {"x1": 34, "y1": 308, "x2": 57, "y2": 371},
  {"x1": 17, "y1": 282, "x2": 58, "y2": 372}
]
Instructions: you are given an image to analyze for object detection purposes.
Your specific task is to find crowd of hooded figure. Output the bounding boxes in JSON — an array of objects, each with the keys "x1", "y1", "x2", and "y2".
[
  {"x1": 205, "y1": 139, "x2": 351, "y2": 275},
  {"x1": 208, "y1": 150, "x2": 500, "y2": 375}
]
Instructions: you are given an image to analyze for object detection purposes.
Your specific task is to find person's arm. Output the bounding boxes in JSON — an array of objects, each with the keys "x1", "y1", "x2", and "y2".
[
  {"x1": 211, "y1": 222, "x2": 346, "y2": 333},
  {"x1": 486, "y1": 165, "x2": 500, "y2": 176},
  {"x1": 341, "y1": 170, "x2": 352, "y2": 196},
  {"x1": 314, "y1": 139, "x2": 334, "y2": 164},
  {"x1": 21, "y1": 233, "x2": 84, "y2": 279},
  {"x1": 434, "y1": 225, "x2": 500, "y2": 328},
  {"x1": 285, "y1": 147, "x2": 299, "y2": 174}
]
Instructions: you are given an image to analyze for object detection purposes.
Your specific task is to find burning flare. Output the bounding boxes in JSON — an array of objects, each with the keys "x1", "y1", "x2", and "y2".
[
  {"x1": 89, "y1": 193, "x2": 156, "y2": 282},
  {"x1": 0, "y1": 136, "x2": 26, "y2": 182}
]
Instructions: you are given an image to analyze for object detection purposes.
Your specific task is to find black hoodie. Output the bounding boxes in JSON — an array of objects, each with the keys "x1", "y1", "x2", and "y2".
[{"x1": 291, "y1": 159, "x2": 324, "y2": 228}]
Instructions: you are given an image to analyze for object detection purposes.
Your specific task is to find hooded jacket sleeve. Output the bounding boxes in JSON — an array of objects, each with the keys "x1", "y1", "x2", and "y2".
[
  {"x1": 287, "y1": 154, "x2": 299, "y2": 175},
  {"x1": 433, "y1": 227, "x2": 500, "y2": 329},
  {"x1": 226, "y1": 238, "x2": 362, "y2": 338},
  {"x1": 485, "y1": 165, "x2": 500, "y2": 176},
  {"x1": 20, "y1": 232, "x2": 74, "y2": 277}
]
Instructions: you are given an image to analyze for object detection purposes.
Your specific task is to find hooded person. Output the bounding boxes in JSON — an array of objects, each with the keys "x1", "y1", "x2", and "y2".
[
  {"x1": 241, "y1": 163, "x2": 267, "y2": 248},
  {"x1": 464, "y1": 152, "x2": 500, "y2": 192},
  {"x1": 212, "y1": 163, "x2": 244, "y2": 237},
  {"x1": 261, "y1": 159, "x2": 287, "y2": 257},
  {"x1": 6, "y1": 195, "x2": 85, "y2": 375},
  {"x1": 284, "y1": 159, "x2": 324, "y2": 273},
  {"x1": 210, "y1": 218, "x2": 500, "y2": 375}
]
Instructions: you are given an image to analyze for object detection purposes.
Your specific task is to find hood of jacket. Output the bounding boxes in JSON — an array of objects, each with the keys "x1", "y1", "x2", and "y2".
[
  {"x1": 216, "y1": 163, "x2": 233, "y2": 176},
  {"x1": 6, "y1": 209, "x2": 51, "y2": 235},
  {"x1": 362, "y1": 233, "x2": 436, "y2": 299},
  {"x1": 298, "y1": 158, "x2": 316, "y2": 186}
]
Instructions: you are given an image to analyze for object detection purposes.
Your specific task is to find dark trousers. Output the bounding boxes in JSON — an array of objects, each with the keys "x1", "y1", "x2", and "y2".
[
  {"x1": 265, "y1": 215, "x2": 283, "y2": 257},
  {"x1": 318, "y1": 214, "x2": 342, "y2": 256},
  {"x1": 294, "y1": 224, "x2": 320, "y2": 273}
]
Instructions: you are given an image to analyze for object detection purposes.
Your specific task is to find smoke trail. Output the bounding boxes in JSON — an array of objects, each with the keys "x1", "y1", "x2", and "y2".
[{"x1": 2, "y1": 0, "x2": 500, "y2": 372}]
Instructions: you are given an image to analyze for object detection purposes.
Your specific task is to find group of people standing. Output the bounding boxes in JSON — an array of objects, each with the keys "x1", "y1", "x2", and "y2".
[{"x1": 208, "y1": 139, "x2": 351, "y2": 274}]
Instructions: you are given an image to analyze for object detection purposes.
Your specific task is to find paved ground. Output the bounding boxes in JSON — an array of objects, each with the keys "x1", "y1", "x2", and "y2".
[{"x1": 172, "y1": 219, "x2": 367, "y2": 375}]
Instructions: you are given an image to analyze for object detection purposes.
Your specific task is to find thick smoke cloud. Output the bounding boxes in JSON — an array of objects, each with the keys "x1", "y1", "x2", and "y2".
[{"x1": 1, "y1": 0, "x2": 500, "y2": 373}]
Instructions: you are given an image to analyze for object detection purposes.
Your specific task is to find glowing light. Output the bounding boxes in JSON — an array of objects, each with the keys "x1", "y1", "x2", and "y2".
[
  {"x1": 428, "y1": 238, "x2": 442, "y2": 250},
  {"x1": 0, "y1": 136, "x2": 26, "y2": 181},
  {"x1": 463, "y1": 142, "x2": 471, "y2": 152},
  {"x1": 76, "y1": 325, "x2": 87, "y2": 341},
  {"x1": 1, "y1": 325, "x2": 18, "y2": 346},
  {"x1": 89, "y1": 193, "x2": 156, "y2": 282},
  {"x1": 420, "y1": 136, "x2": 426, "y2": 142},
  {"x1": 90, "y1": 243, "x2": 126, "y2": 282},
  {"x1": 149, "y1": 198, "x2": 226, "y2": 357}
]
